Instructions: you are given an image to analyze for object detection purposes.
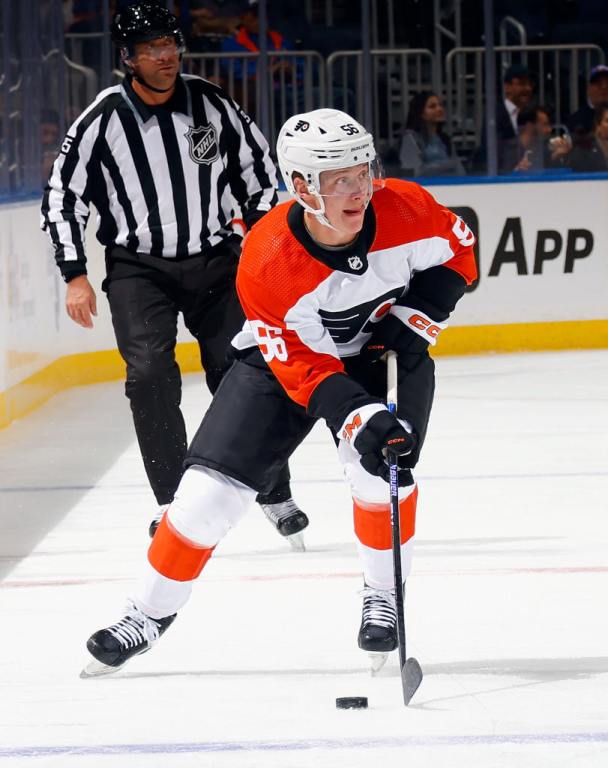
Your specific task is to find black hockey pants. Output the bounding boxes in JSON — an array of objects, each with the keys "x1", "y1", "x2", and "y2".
[{"x1": 104, "y1": 243, "x2": 291, "y2": 506}]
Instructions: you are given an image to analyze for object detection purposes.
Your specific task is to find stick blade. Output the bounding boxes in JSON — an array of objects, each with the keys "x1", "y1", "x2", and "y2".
[{"x1": 402, "y1": 657, "x2": 423, "y2": 705}]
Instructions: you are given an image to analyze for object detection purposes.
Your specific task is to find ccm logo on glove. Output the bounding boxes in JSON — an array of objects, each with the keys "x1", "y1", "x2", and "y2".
[
  {"x1": 387, "y1": 436, "x2": 409, "y2": 449},
  {"x1": 408, "y1": 313, "x2": 442, "y2": 338},
  {"x1": 390, "y1": 306, "x2": 447, "y2": 346}
]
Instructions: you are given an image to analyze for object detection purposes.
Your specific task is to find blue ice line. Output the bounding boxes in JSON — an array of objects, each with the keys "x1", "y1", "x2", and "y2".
[{"x1": 2, "y1": 732, "x2": 608, "y2": 758}]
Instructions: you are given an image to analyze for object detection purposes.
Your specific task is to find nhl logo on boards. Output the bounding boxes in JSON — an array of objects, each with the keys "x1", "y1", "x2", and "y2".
[
  {"x1": 185, "y1": 124, "x2": 219, "y2": 165},
  {"x1": 348, "y1": 255, "x2": 363, "y2": 271}
]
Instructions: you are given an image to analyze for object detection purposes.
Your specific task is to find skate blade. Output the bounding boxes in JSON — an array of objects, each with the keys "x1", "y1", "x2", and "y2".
[
  {"x1": 287, "y1": 532, "x2": 306, "y2": 552},
  {"x1": 80, "y1": 658, "x2": 125, "y2": 679},
  {"x1": 369, "y1": 652, "x2": 389, "y2": 675}
]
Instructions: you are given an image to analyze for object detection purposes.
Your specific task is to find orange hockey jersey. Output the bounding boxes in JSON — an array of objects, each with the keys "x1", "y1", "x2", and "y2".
[{"x1": 235, "y1": 178, "x2": 477, "y2": 427}]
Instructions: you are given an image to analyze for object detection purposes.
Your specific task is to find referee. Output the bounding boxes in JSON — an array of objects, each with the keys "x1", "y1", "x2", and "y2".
[{"x1": 41, "y1": 2, "x2": 308, "y2": 545}]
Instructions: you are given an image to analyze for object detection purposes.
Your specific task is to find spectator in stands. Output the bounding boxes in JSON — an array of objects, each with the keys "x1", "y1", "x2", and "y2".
[
  {"x1": 569, "y1": 104, "x2": 608, "y2": 172},
  {"x1": 567, "y1": 65, "x2": 608, "y2": 143},
  {"x1": 506, "y1": 107, "x2": 572, "y2": 174},
  {"x1": 535, "y1": 105, "x2": 573, "y2": 167},
  {"x1": 62, "y1": 0, "x2": 75, "y2": 29},
  {"x1": 471, "y1": 64, "x2": 536, "y2": 174},
  {"x1": 220, "y1": 1, "x2": 296, "y2": 80},
  {"x1": 511, "y1": 109, "x2": 543, "y2": 172},
  {"x1": 267, "y1": 0, "x2": 313, "y2": 50},
  {"x1": 189, "y1": 0, "x2": 246, "y2": 38},
  {"x1": 219, "y1": 1, "x2": 301, "y2": 116},
  {"x1": 399, "y1": 91, "x2": 464, "y2": 176},
  {"x1": 498, "y1": 64, "x2": 535, "y2": 142}
]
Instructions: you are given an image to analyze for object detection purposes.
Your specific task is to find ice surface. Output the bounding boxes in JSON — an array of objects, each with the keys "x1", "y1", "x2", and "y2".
[{"x1": 1, "y1": 351, "x2": 607, "y2": 767}]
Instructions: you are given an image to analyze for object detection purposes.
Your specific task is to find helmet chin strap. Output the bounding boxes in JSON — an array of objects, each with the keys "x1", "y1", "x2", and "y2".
[
  {"x1": 296, "y1": 187, "x2": 340, "y2": 232},
  {"x1": 296, "y1": 185, "x2": 372, "y2": 234}
]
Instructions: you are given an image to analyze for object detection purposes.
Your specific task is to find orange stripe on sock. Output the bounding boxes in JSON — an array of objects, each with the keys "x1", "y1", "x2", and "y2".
[
  {"x1": 353, "y1": 486, "x2": 418, "y2": 550},
  {"x1": 148, "y1": 513, "x2": 214, "y2": 582}
]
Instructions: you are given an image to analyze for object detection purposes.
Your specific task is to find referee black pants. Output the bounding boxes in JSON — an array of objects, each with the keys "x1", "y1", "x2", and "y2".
[{"x1": 104, "y1": 243, "x2": 291, "y2": 506}]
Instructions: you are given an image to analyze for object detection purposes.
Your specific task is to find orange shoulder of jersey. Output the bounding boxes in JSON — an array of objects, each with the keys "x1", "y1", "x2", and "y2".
[
  {"x1": 371, "y1": 178, "x2": 478, "y2": 285},
  {"x1": 236, "y1": 201, "x2": 344, "y2": 410},
  {"x1": 237, "y1": 200, "x2": 332, "y2": 316}
]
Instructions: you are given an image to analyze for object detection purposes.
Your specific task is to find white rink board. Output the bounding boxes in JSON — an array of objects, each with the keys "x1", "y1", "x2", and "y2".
[
  {"x1": 0, "y1": 201, "x2": 116, "y2": 392},
  {"x1": 0, "y1": 201, "x2": 188, "y2": 393},
  {"x1": 430, "y1": 178, "x2": 608, "y2": 325},
  {"x1": 2, "y1": 178, "x2": 607, "y2": 393}
]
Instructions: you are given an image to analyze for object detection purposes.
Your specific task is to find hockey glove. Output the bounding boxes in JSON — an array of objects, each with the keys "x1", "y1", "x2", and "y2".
[
  {"x1": 353, "y1": 410, "x2": 417, "y2": 486},
  {"x1": 362, "y1": 314, "x2": 430, "y2": 363}
]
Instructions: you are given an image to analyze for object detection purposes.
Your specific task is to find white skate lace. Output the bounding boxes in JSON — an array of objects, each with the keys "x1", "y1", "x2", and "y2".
[
  {"x1": 360, "y1": 587, "x2": 397, "y2": 629},
  {"x1": 260, "y1": 499, "x2": 301, "y2": 526},
  {"x1": 151, "y1": 504, "x2": 170, "y2": 526},
  {"x1": 107, "y1": 602, "x2": 162, "y2": 650}
]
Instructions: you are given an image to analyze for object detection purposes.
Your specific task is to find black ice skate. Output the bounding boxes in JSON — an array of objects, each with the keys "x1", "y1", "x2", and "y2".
[
  {"x1": 80, "y1": 602, "x2": 176, "y2": 678},
  {"x1": 260, "y1": 498, "x2": 309, "y2": 552},
  {"x1": 358, "y1": 585, "x2": 398, "y2": 674}
]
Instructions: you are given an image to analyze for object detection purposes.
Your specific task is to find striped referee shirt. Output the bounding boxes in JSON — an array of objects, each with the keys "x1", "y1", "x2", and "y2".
[{"x1": 41, "y1": 74, "x2": 278, "y2": 281}]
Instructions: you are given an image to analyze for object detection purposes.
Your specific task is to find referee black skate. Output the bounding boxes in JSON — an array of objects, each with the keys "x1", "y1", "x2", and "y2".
[{"x1": 41, "y1": 1, "x2": 308, "y2": 547}]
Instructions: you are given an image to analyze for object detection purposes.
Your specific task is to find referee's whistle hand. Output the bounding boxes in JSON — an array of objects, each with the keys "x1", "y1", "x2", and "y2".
[{"x1": 66, "y1": 275, "x2": 97, "y2": 329}]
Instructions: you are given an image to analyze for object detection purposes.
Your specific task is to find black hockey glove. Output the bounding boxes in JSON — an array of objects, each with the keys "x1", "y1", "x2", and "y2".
[
  {"x1": 362, "y1": 314, "x2": 429, "y2": 363},
  {"x1": 354, "y1": 410, "x2": 417, "y2": 486}
]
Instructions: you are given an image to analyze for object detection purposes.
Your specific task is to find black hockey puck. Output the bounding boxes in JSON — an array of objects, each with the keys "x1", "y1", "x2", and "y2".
[{"x1": 335, "y1": 696, "x2": 368, "y2": 709}]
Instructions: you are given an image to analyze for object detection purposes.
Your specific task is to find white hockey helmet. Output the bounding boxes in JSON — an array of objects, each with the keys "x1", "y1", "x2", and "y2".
[{"x1": 277, "y1": 109, "x2": 381, "y2": 228}]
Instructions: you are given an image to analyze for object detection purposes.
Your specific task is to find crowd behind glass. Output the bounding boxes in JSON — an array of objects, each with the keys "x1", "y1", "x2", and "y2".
[{"x1": 1, "y1": 0, "x2": 607, "y2": 197}]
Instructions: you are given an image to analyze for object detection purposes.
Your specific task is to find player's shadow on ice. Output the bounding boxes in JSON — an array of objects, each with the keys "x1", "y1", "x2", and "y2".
[
  {"x1": 106, "y1": 655, "x2": 608, "y2": 689},
  {"x1": 216, "y1": 536, "x2": 563, "y2": 561},
  {"x1": 104, "y1": 667, "x2": 367, "y2": 681}
]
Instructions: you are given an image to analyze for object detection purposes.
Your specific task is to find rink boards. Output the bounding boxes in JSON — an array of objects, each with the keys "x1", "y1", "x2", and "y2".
[{"x1": 1, "y1": 176, "x2": 607, "y2": 428}]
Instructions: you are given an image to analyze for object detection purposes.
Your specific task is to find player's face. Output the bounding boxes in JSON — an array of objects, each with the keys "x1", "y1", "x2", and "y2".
[
  {"x1": 131, "y1": 36, "x2": 180, "y2": 89},
  {"x1": 318, "y1": 163, "x2": 372, "y2": 237}
]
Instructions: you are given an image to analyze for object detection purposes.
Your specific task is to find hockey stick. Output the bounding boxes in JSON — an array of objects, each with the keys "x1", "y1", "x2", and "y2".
[{"x1": 386, "y1": 351, "x2": 423, "y2": 706}]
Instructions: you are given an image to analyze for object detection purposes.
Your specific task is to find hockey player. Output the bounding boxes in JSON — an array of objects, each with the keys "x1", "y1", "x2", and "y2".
[{"x1": 83, "y1": 109, "x2": 477, "y2": 676}]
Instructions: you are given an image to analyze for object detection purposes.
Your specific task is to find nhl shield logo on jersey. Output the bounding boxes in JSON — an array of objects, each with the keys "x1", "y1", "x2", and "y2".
[
  {"x1": 348, "y1": 255, "x2": 363, "y2": 271},
  {"x1": 185, "y1": 125, "x2": 219, "y2": 165}
]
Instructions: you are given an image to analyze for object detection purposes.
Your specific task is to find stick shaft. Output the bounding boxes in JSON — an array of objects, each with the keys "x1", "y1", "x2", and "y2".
[{"x1": 386, "y1": 352, "x2": 408, "y2": 703}]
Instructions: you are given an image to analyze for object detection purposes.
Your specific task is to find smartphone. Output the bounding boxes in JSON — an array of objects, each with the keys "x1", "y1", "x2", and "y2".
[{"x1": 549, "y1": 124, "x2": 572, "y2": 148}]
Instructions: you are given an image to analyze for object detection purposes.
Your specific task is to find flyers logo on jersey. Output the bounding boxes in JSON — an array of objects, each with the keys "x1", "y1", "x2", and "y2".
[
  {"x1": 250, "y1": 321, "x2": 288, "y2": 362},
  {"x1": 319, "y1": 287, "x2": 402, "y2": 344}
]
